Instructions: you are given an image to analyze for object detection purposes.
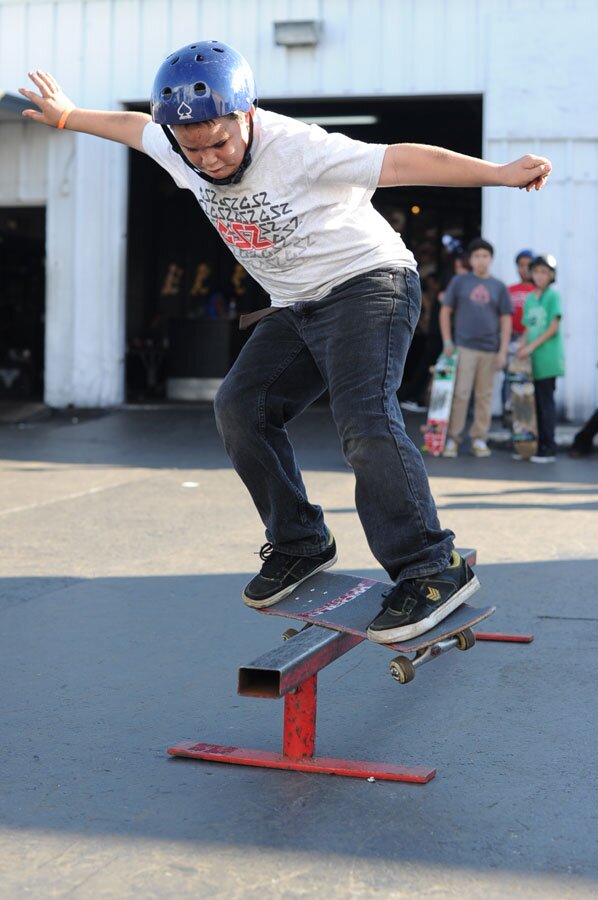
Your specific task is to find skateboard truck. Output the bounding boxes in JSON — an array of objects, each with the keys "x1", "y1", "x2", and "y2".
[{"x1": 389, "y1": 626, "x2": 476, "y2": 684}]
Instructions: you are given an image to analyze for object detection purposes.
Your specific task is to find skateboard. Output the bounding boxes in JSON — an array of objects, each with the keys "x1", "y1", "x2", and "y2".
[
  {"x1": 507, "y1": 355, "x2": 538, "y2": 458},
  {"x1": 422, "y1": 352, "x2": 458, "y2": 457},
  {"x1": 257, "y1": 569, "x2": 495, "y2": 684}
]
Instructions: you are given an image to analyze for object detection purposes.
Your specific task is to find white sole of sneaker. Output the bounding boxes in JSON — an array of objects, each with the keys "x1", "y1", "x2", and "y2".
[
  {"x1": 242, "y1": 552, "x2": 338, "y2": 609},
  {"x1": 366, "y1": 573, "x2": 481, "y2": 644}
]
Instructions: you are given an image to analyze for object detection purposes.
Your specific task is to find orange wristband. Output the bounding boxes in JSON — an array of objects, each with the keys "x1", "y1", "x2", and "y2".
[{"x1": 57, "y1": 105, "x2": 75, "y2": 130}]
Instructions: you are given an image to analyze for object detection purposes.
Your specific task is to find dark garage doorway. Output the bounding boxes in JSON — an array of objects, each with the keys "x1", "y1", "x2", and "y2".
[
  {"x1": 266, "y1": 94, "x2": 483, "y2": 272},
  {"x1": 125, "y1": 95, "x2": 482, "y2": 401},
  {"x1": 0, "y1": 207, "x2": 46, "y2": 403}
]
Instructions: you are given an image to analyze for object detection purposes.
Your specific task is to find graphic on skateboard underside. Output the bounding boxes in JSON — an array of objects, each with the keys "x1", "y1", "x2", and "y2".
[
  {"x1": 259, "y1": 570, "x2": 494, "y2": 652},
  {"x1": 423, "y1": 354, "x2": 458, "y2": 457}
]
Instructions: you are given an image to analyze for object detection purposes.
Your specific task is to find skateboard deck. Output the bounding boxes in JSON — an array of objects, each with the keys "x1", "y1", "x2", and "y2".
[
  {"x1": 422, "y1": 352, "x2": 458, "y2": 457},
  {"x1": 507, "y1": 356, "x2": 538, "y2": 458},
  {"x1": 258, "y1": 569, "x2": 494, "y2": 653}
]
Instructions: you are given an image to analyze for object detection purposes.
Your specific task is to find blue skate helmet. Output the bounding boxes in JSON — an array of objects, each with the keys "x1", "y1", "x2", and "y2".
[
  {"x1": 151, "y1": 41, "x2": 256, "y2": 125},
  {"x1": 151, "y1": 41, "x2": 257, "y2": 185}
]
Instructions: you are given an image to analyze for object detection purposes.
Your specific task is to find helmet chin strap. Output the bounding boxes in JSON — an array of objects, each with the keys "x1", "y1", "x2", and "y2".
[{"x1": 160, "y1": 112, "x2": 254, "y2": 187}]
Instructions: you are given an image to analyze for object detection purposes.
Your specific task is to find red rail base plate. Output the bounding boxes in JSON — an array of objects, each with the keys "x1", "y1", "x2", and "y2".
[{"x1": 168, "y1": 741, "x2": 436, "y2": 783}]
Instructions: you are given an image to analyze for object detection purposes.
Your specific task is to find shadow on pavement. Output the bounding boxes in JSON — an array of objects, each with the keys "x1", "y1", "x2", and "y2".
[
  {"x1": 1, "y1": 560, "x2": 597, "y2": 880},
  {"x1": 0, "y1": 407, "x2": 595, "y2": 494}
]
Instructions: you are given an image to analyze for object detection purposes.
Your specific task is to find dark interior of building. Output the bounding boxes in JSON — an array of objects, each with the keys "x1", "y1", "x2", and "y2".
[
  {"x1": 127, "y1": 95, "x2": 483, "y2": 400},
  {"x1": 0, "y1": 207, "x2": 46, "y2": 402}
]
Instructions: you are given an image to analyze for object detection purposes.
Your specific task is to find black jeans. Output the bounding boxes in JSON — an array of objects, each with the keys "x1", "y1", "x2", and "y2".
[
  {"x1": 214, "y1": 267, "x2": 454, "y2": 583},
  {"x1": 534, "y1": 377, "x2": 557, "y2": 455}
]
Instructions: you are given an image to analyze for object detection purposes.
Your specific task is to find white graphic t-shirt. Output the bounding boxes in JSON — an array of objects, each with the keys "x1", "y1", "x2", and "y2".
[{"x1": 142, "y1": 109, "x2": 416, "y2": 305}]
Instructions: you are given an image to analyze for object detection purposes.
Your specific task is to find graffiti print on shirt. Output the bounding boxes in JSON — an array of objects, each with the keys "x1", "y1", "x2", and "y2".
[
  {"x1": 216, "y1": 220, "x2": 275, "y2": 250},
  {"x1": 197, "y1": 188, "x2": 311, "y2": 268}
]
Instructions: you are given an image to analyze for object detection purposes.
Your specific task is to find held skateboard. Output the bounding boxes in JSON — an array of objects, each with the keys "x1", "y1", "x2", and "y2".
[
  {"x1": 507, "y1": 355, "x2": 538, "y2": 458},
  {"x1": 422, "y1": 351, "x2": 458, "y2": 457},
  {"x1": 257, "y1": 569, "x2": 495, "y2": 684}
]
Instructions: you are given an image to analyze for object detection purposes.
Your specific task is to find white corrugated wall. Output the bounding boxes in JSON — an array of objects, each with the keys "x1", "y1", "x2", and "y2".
[{"x1": 0, "y1": 0, "x2": 596, "y2": 416}]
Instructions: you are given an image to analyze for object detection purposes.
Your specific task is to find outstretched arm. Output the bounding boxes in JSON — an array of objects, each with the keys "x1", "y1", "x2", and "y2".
[
  {"x1": 19, "y1": 70, "x2": 150, "y2": 152},
  {"x1": 379, "y1": 143, "x2": 551, "y2": 192}
]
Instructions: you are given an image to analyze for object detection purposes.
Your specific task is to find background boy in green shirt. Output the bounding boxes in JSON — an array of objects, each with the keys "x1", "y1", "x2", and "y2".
[{"x1": 518, "y1": 254, "x2": 565, "y2": 462}]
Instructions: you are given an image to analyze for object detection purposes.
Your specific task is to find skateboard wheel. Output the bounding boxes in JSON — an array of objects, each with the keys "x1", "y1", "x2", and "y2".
[
  {"x1": 389, "y1": 656, "x2": 416, "y2": 684},
  {"x1": 455, "y1": 628, "x2": 476, "y2": 651},
  {"x1": 282, "y1": 628, "x2": 299, "y2": 641}
]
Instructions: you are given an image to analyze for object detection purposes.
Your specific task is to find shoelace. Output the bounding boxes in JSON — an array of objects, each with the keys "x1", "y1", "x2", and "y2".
[
  {"x1": 256, "y1": 543, "x2": 290, "y2": 577},
  {"x1": 258, "y1": 542, "x2": 274, "y2": 562}
]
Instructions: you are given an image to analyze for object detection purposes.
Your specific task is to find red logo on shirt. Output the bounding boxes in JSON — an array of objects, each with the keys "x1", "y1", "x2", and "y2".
[
  {"x1": 217, "y1": 220, "x2": 274, "y2": 250},
  {"x1": 470, "y1": 284, "x2": 490, "y2": 305}
]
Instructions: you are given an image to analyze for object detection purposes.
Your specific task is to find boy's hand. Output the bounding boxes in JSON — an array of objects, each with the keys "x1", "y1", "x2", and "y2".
[
  {"x1": 495, "y1": 350, "x2": 507, "y2": 371},
  {"x1": 501, "y1": 155, "x2": 552, "y2": 192},
  {"x1": 517, "y1": 345, "x2": 532, "y2": 359},
  {"x1": 18, "y1": 70, "x2": 76, "y2": 128}
]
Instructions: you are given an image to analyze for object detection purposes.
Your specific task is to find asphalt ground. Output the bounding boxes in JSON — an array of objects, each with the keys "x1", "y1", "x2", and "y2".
[{"x1": 1, "y1": 404, "x2": 597, "y2": 899}]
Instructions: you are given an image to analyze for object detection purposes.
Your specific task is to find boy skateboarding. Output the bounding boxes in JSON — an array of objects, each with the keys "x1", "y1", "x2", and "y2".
[{"x1": 19, "y1": 42, "x2": 551, "y2": 642}]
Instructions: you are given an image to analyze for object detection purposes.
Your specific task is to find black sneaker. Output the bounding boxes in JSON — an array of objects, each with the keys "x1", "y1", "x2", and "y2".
[
  {"x1": 530, "y1": 454, "x2": 556, "y2": 463},
  {"x1": 242, "y1": 536, "x2": 337, "y2": 608},
  {"x1": 366, "y1": 551, "x2": 480, "y2": 643}
]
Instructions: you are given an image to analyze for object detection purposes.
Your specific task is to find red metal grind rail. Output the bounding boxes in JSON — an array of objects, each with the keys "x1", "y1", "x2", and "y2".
[
  {"x1": 168, "y1": 550, "x2": 533, "y2": 782},
  {"x1": 169, "y1": 618, "x2": 436, "y2": 781},
  {"x1": 476, "y1": 632, "x2": 534, "y2": 643}
]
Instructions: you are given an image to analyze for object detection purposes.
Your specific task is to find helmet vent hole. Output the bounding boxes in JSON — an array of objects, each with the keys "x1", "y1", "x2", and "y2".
[
  {"x1": 190, "y1": 44, "x2": 197, "y2": 49},
  {"x1": 212, "y1": 47, "x2": 224, "y2": 52},
  {"x1": 195, "y1": 54, "x2": 204, "y2": 62},
  {"x1": 170, "y1": 56, "x2": 179, "y2": 65},
  {"x1": 161, "y1": 87, "x2": 172, "y2": 97},
  {"x1": 193, "y1": 81, "x2": 207, "y2": 95}
]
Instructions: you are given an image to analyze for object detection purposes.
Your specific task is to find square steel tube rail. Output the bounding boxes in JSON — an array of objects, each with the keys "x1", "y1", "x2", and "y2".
[{"x1": 238, "y1": 624, "x2": 362, "y2": 698}]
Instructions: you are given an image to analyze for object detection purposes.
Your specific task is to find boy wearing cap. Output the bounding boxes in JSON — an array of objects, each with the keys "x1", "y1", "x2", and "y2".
[
  {"x1": 518, "y1": 254, "x2": 565, "y2": 463},
  {"x1": 19, "y1": 45, "x2": 551, "y2": 642}
]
